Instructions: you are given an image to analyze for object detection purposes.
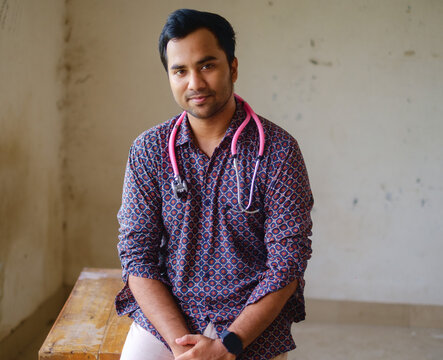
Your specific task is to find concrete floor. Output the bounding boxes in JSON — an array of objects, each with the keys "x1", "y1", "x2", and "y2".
[
  {"x1": 289, "y1": 322, "x2": 443, "y2": 360},
  {"x1": 15, "y1": 321, "x2": 443, "y2": 359}
]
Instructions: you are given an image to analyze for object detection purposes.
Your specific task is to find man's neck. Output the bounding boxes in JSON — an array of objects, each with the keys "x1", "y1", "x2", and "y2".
[{"x1": 188, "y1": 98, "x2": 236, "y2": 158}]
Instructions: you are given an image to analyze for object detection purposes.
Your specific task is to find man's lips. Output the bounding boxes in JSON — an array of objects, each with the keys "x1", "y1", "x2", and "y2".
[{"x1": 187, "y1": 94, "x2": 212, "y2": 104}]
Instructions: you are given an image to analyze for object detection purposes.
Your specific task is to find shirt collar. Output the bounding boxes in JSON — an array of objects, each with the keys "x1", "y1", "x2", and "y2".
[
  {"x1": 174, "y1": 113, "x2": 194, "y2": 146},
  {"x1": 174, "y1": 98, "x2": 247, "y2": 148},
  {"x1": 223, "y1": 98, "x2": 247, "y2": 144}
]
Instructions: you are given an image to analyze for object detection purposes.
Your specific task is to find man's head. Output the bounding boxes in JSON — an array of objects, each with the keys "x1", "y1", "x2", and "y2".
[
  {"x1": 159, "y1": 9, "x2": 238, "y2": 121},
  {"x1": 159, "y1": 9, "x2": 236, "y2": 71}
]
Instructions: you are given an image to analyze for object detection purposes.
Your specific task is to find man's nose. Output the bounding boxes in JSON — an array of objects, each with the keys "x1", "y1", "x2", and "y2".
[{"x1": 188, "y1": 71, "x2": 206, "y2": 91}]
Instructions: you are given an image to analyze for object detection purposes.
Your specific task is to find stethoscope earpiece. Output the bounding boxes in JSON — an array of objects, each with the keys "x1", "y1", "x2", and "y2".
[{"x1": 168, "y1": 94, "x2": 265, "y2": 213}]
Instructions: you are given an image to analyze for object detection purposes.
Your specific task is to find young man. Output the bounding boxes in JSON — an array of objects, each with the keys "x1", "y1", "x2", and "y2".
[{"x1": 116, "y1": 9, "x2": 313, "y2": 360}]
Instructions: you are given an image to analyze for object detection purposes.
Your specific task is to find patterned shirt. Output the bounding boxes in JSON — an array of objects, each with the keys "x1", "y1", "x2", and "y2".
[{"x1": 115, "y1": 101, "x2": 313, "y2": 359}]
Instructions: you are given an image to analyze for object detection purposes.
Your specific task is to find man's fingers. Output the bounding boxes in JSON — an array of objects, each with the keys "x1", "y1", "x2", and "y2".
[{"x1": 175, "y1": 334, "x2": 202, "y2": 345}]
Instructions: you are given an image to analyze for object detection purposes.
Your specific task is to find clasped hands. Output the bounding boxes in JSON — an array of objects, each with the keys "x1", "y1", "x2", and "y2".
[{"x1": 173, "y1": 334, "x2": 236, "y2": 360}]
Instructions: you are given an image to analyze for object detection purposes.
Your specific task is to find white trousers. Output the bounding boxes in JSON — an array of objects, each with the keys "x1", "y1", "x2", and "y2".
[{"x1": 120, "y1": 322, "x2": 288, "y2": 360}]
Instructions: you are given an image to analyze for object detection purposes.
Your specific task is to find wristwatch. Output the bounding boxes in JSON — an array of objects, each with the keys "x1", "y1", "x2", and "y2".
[{"x1": 220, "y1": 330, "x2": 243, "y2": 356}]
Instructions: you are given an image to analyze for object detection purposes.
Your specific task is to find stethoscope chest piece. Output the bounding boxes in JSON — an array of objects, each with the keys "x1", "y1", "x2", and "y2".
[{"x1": 171, "y1": 176, "x2": 188, "y2": 199}]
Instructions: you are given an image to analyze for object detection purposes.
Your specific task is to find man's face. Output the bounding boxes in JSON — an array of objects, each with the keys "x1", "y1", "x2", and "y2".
[{"x1": 166, "y1": 28, "x2": 238, "y2": 120}]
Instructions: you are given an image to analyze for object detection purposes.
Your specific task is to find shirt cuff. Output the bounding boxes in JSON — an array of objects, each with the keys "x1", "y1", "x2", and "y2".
[
  {"x1": 115, "y1": 263, "x2": 169, "y2": 316},
  {"x1": 245, "y1": 271, "x2": 303, "y2": 307}
]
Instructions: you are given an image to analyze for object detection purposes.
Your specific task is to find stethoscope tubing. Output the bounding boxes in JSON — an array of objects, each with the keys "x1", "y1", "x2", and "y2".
[
  {"x1": 231, "y1": 94, "x2": 265, "y2": 158},
  {"x1": 168, "y1": 94, "x2": 265, "y2": 213},
  {"x1": 168, "y1": 110, "x2": 187, "y2": 178}
]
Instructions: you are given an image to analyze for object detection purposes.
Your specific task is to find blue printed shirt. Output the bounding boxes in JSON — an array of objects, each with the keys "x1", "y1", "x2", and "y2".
[{"x1": 116, "y1": 101, "x2": 313, "y2": 359}]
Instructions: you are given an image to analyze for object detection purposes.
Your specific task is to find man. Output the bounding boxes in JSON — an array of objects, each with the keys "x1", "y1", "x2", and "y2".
[{"x1": 116, "y1": 8, "x2": 313, "y2": 360}]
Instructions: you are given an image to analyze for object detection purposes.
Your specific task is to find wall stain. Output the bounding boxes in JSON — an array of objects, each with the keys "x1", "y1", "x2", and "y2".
[
  {"x1": 0, "y1": 0, "x2": 22, "y2": 33},
  {"x1": 0, "y1": 0, "x2": 8, "y2": 30},
  {"x1": 309, "y1": 58, "x2": 333, "y2": 67},
  {"x1": 0, "y1": 99, "x2": 32, "y2": 328},
  {"x1": 385, "y1": 192, "x2": 393, "y2": 202},
  {"x1": 64, "y1": 13, "x2": 72, "y2": 43},
  {"x1": 404, "y1": 50, "x2": 416, "y2": 57},
  {"x1": 74, "y1": 74, "x2": 92, "y2": 84},
  {"x1": 0, "y1": 261, "x2": 3, "y2": 326}
]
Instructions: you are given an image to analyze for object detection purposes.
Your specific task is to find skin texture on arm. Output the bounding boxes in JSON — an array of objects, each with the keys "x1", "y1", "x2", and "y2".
[
  {"x1": 174, "y1": 279, "x2": 298, "y2": 360},
  {"x1": 128, "y1": 275, "x2": 193, "y2": 357},
  {"x1": 228, "y1": 278, "x2": 298, "y2": 349}
]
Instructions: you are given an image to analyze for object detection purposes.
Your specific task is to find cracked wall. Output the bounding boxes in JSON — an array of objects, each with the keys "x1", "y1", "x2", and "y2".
[
  {"x1": 63, "y1": 0, "x2": 443, "y2": 306},
  {"x1": 0, "y1": 0, "x2": 65, "y2": 340},
  {"x1": 1, "y1": 2, "x2": 443, "y2": 343}
]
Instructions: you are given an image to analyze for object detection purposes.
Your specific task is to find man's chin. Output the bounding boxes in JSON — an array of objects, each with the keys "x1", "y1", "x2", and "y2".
[
  {"x1": 187, "y1": 111, "x2": 212, "y2": 120},
  {"x1": 186, "y1": 105, "x2": 216, "y2": 120}
]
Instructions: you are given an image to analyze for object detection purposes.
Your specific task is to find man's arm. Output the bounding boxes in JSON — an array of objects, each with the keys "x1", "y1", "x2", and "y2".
[
  {"x1": 117, "y1": 138, "x2": 195, "y2": 355},
  {"x1": 174, "y1": 279, "x2": 298, "y2": 360},
  {"x1": 128, "y1": 275, "x2": 193, "y2": 357},
  {"x1": 227, "y1": 278, "x2": 298, "y2": 348}
]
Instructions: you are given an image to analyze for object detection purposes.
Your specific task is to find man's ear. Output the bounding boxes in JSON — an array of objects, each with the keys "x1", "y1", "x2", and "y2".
[{"x1": 230, "y1": 57, "x2": 238, "y2": 83}]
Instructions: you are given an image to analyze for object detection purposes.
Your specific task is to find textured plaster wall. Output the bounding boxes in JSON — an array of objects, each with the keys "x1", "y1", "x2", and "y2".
[
  {"x1": 64, "y1": 0, "x2": 443, "y2": 306},
  {"x1": 0, "y1": 0, "x2": 65, "y2": 340}
]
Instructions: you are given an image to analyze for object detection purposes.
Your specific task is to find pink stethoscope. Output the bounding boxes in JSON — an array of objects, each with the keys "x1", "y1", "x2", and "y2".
[{"x1": 168, "y1": 94, "x2": 265, "y2": 214}]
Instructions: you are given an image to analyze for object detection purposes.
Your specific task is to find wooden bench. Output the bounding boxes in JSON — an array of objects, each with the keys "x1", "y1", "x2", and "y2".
[{"x1": 39, "y1": 268, "x2": 132, "y2": 360}]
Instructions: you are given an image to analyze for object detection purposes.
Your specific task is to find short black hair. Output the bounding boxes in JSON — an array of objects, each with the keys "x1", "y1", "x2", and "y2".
[{"x1": 159, "y1": 9, "x2": 236, "y2": 71}]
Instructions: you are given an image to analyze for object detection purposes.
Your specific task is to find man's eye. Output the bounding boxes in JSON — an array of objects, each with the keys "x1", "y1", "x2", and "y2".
[
  {"x1": 202, "y1": 63, "x2": 214, "y2": 70},
  {"x1": 174, "y1": 69, "x2": 185, "y2": 76}
]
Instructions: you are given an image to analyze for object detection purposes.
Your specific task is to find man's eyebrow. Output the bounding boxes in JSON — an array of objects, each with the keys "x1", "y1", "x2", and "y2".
[
  {"x1": 170, "y1": 55, "x2": 218, "y2": 71},
  {"x1": 170, "y1": 63, "x2": 185, "y2": 71},
  {"x1": 196, "y1": 55, "x2": 218, "y2": 65}
]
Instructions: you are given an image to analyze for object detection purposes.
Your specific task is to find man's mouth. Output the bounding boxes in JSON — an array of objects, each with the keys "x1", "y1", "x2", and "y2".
[{"x1": 187, "y1": 93, "x2": 212, "y2": 105}]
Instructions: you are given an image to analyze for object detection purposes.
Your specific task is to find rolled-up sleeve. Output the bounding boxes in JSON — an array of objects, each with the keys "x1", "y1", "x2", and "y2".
[
  {"x1": 245, "y1": 141, "x2": 313, "y2": 306},
  {"x1": 116, "y1": 134, "x2": 165, "y2": 314}
]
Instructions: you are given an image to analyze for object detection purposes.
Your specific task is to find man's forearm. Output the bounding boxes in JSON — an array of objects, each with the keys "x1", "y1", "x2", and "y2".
[
  {"x1": 228, "y1": 279, "x2": 298, "y2": 349},
  {"x1": 174, "y1": 279, "x2": 299, "y2": 360},
  {"x1": 128, "y1": 275, "x2": 191, "y2": 355}
]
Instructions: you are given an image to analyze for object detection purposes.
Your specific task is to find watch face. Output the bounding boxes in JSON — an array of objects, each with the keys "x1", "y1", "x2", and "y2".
[{"x1": 222, "y1": 330, "x2": 243, "y2": 355}]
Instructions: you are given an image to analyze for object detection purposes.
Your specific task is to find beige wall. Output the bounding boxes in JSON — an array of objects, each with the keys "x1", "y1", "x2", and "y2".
[
  {"x1": 64, "y1": 0, "x2": 443, "y2": 306},
  {"x1": 1, "y1": 0, "x2": 443, "y2": 341},
  {"x1": 0, "y1": 0, "x2": 65, "y2": 340}
]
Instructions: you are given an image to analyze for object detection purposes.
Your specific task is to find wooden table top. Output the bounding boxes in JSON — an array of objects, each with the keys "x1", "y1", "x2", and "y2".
[{"x1": 39, "y1": 268, "x2": 132, "y2": 360}]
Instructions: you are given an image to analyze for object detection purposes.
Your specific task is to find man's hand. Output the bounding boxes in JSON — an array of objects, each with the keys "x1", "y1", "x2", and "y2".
[
  {"x1": 171, "y1": 343, "x2": 194, "y2": 358},
  {"x1": 174, "y1": 334, "x2": 236, "y2": 360}
]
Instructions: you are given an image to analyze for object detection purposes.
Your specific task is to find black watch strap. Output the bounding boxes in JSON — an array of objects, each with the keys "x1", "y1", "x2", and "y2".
[{"x1": 220, "y1": 329, "x2": 243, "y2": 356}]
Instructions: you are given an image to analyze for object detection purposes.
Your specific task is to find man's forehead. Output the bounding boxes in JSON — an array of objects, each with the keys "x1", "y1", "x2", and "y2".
[{"x1": 166, "y1": 28, "x2": 225, "y2": 66}]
